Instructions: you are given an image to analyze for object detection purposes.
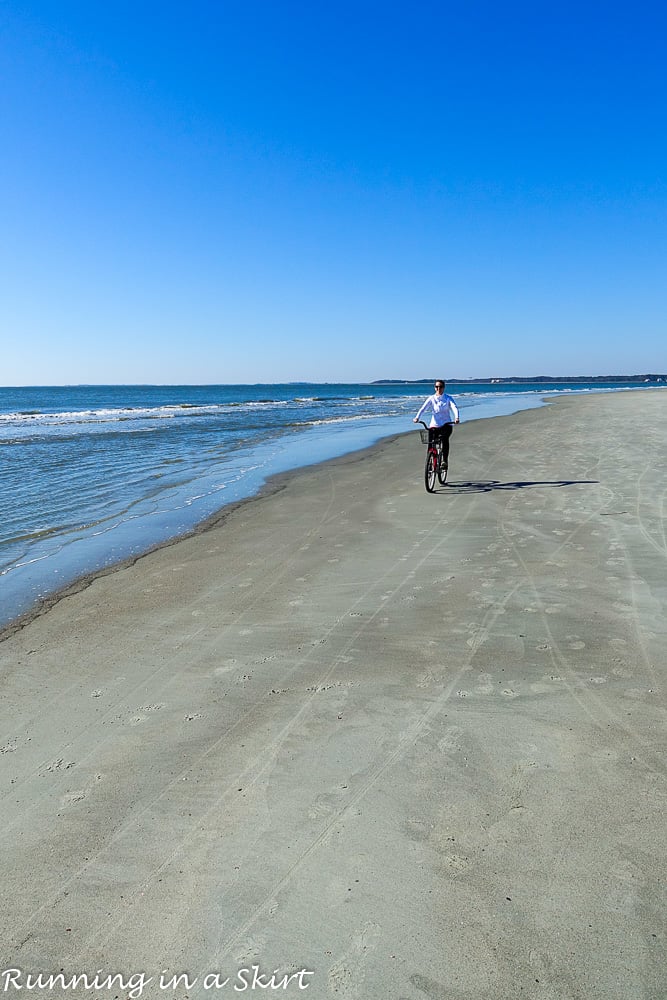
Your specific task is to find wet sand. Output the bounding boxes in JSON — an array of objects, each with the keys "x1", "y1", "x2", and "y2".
[{"x1": 1, "y1": 391, "x2": 665, "y2": 999}]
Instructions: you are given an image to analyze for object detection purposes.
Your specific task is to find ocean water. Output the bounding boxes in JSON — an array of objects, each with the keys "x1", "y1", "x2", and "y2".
[{"x1": 0, "y1": 379, "x2": 660, "y2": 629}]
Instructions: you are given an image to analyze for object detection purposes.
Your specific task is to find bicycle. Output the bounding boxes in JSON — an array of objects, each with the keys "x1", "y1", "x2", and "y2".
[{"x1": 417, "y1": 420, "x2": 449, "y2": 492}]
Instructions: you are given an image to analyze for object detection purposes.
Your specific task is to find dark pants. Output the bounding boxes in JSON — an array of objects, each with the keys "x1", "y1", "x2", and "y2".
[{"x1": 428, "y1": 424, "x2": 453, "y2": 464}]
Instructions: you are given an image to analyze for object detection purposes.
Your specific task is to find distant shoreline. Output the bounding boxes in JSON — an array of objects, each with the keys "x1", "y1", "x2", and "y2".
[{"x1": 373, "y1": 374, "x2": 667, "y2": 384}]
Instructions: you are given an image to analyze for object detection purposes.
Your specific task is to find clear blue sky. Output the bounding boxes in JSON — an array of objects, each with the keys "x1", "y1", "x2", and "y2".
[{"x1": 2, "y1": 1, "x2": 666, "y2": 384}]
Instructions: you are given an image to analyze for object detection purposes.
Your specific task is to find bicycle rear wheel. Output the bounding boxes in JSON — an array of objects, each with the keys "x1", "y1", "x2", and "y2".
[{"x1": 425, "y1": 451, "x2": 437, "y2": 492}]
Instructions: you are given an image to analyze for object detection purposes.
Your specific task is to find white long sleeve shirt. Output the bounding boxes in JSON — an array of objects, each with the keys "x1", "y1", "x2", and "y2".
[{"x1": 414, "y1": 392, "x2": 459, "y2": 427}]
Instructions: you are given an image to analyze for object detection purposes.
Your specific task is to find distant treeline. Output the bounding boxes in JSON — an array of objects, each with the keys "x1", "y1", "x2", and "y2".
[{"x1": 373, "y1": 375, "x2": 667, "y2": 384}]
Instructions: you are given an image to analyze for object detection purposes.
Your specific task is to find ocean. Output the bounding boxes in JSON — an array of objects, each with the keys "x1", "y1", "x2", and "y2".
[{"x1": 0, "y1": 379, "x2": 660, "y2": 630}]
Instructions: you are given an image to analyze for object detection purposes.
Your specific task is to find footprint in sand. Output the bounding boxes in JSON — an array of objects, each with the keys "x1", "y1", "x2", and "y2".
[
  {"x1": 60, "y1": 774, "x2": 103, "y2": 808},
  {"x1": 214, "y1": 660, "x2": 237, "y2": 678},
  {"x1": 308, "y1": 786, "x2": 348, "y2": 820},
  {"x1": 410, "y1": 973, "x2": 450, "y2": 999},
  {"x1": 61, "y1": 789, "x2": 86, "y2": 806},
  {"x1": 475, "y1": 674, "x2": 494, "y2": 695},
  {"x1": 42, "y1": 758, "x2": 75, "y2": 774},
  {"x1": 328, "y1": 922, "x2": 380, "y2": 998},
  {"x1": 441, "y1": 853, "x2": 470, "y2": 873},
  {"x1": 234, "y1": 933, "x2": 267, "y2": 967},
  {"x1": 438, "y1": 726, "x2": 464, "y2": 754},
  {"x1": 128, "y1": 703, "x2": 165, "y2": 725},
  {"x1": 611, "y1": 666, "x2": 632, "y2": 678}
]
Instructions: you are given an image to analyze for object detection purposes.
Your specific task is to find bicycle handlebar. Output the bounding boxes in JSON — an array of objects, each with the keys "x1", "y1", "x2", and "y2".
[{"x1": 415, "y1": 419, "x2": 458, "y2": 428}]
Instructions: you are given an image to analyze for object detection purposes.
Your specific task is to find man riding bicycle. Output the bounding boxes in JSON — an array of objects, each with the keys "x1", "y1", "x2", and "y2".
[{"x1": 413, "y1": 380, "x2": 460, "y2": 469}]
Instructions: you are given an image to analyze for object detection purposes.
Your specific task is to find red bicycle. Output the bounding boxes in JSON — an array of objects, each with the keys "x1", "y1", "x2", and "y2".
[{"x1": 417, "y1": 420, "x2": 449, "y2": 492}]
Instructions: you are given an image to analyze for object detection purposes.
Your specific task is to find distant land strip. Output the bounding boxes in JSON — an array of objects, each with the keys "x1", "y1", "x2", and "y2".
[{"x1": 372, "y1": 374, "x2": 667, "y2": 384}]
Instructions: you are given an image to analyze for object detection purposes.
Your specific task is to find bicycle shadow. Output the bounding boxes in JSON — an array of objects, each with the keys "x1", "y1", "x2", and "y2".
[{"x1": 438, "y1": 479, "x2": 598, "y2": 495}]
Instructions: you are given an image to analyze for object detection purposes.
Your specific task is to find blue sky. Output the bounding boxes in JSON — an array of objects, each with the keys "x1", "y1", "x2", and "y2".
[{"x1": 2, "y1": 1, "x2": 666, "y2": 384}]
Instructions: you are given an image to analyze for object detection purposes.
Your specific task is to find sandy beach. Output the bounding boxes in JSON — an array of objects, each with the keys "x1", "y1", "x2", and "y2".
[{"x1": 1, "y1": 390, "x2": 665, "y2": 999}]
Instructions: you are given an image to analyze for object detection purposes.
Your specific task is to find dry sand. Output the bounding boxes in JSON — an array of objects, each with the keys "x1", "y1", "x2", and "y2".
[{"x1": 1, "y1": 391, "x2": 665, "y2": 1000}]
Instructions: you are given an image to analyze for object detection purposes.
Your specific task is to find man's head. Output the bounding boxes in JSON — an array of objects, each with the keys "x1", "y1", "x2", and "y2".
[{"x1": 434, "y1": 380, "x2": 445, "y2": 394}]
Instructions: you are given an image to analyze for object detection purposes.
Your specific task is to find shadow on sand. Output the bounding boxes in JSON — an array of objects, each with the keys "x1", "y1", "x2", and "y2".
[{"x1": 438, "y1": 479, "x2": 599, "y2": 495}]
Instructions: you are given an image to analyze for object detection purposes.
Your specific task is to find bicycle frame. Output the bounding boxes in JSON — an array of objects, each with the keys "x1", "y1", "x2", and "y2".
[{"x1": 417, "y1": 420, "x2": 448, "y2": 492}]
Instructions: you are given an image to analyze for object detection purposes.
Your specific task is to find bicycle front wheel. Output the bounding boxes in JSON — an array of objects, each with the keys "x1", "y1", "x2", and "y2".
[
  {"x1": 437, "y1": 450, "x2": 448, "y2": 485},
  {"x1": 425, "y1": 451, "x2": 437, "y2": 492}
]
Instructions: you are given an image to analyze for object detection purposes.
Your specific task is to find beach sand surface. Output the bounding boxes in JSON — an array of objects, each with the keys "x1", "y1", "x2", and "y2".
[{"x1": 1, "y1": 391, "x2": 665, "y2": 999}]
